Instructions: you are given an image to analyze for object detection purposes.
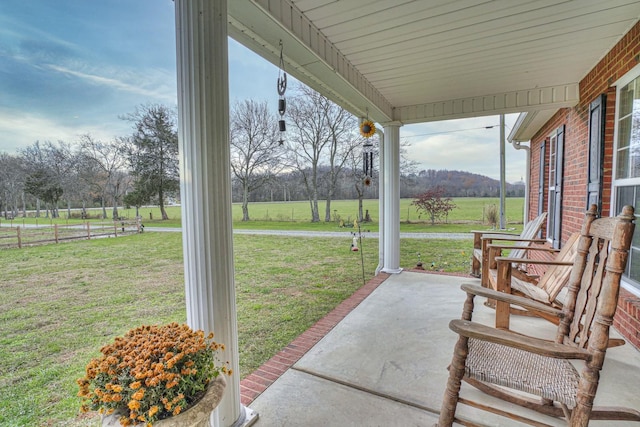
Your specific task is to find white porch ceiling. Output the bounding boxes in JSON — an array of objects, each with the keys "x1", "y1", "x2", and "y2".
[{"x1": 228, "y1": 0, "x2": 640, "y2": 125}]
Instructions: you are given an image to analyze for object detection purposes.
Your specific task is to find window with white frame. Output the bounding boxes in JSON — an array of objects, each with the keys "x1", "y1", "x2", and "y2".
[
  {"x1": 614, "y1": 67, "x2": 640, "y2": 292},
  {"x1": 547, "y1": 126, "x2": 564, "y2": 249},
  {"x1": 548, "y1": 134, "x2": 557, "y2": 239}
]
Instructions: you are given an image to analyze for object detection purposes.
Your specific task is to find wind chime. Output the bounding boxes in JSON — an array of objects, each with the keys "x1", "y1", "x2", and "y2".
[
  {"x1": 360, "y1": 113, "x2": 376, "y2": 186},
  {"x1": 277, "y1": 41, "x2": 287, "y2": 145}
]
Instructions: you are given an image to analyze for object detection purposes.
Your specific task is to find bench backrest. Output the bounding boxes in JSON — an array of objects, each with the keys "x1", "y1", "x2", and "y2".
[{"x1": 509, "y1": 212, "x2": 547, "y2": 261}]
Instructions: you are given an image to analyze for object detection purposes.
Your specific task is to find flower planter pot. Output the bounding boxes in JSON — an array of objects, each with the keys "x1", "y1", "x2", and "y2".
[{"x1": 102, "y1": 375, "x2": 226, "y2": 427}]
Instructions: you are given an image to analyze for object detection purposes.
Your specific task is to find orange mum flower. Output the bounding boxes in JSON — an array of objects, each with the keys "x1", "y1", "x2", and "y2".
[
  {"x1": 132, "y1": 389, "x2": 145, "y2": 401},
  {"x1": 128, "y1": 400, "x2": 141, "y2": 411}
]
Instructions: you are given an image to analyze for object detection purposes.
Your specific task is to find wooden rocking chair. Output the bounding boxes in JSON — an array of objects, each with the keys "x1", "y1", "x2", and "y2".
[
  {"x1": 471, "y1": 212, "x2": 547, "y2": 287},
  {"x1": 488, "y1": 231, "x2": 581, "y2": 329},
  {"x1": 436, "y1": 205, "x2": 640, "y2": 427},
  {"x1": 488, "y1": 225, "x2": 625, "y2": 346}
]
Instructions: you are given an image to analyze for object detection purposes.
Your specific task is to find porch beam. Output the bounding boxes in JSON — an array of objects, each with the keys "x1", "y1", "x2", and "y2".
[
  {"x1": 396, "y1": 83, "x2": 579, "y2": 124},
  {"x1": 381, "y1": 122, "x2": 402, "y2": 274},
  {"x1": 174, "y1": 1, "x2": 250, "y2": 426}
]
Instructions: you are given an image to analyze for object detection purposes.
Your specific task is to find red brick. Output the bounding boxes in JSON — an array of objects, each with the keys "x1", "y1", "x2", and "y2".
[
  {"x1": 258, "y1": 362, "x2": 287, "y2": 377},
  {"x1": 241, "y1": 378, "x2": 266, "y2": 394},
  {"x1": 530, "y1": 21, "x2": 640, "y2": 352},
  {"x1": 254, "y1": 368, "x2": 280, "y2": 382},
  {"x1": 245, "y1": 373, "x2": 272, "y2": 387}
]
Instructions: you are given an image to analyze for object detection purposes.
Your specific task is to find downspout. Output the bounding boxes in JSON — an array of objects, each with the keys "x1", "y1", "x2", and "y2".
[{"x1": 510, "y1": 140, "x2": 530, "y2": 225}]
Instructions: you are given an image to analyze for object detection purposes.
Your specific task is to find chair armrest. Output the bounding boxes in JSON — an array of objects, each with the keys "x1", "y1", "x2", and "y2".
[
  {"x1": 449, "y1": 319, "x2": 591, "y2": 360},
  {"x1": 482, "y1": 236, "x2": 546, "y2": 243},
  {"x1": 471, "y1": 230, "x2": 517, "y2": 236},
  {"x1": 489, "y1": 245, "x2": 559, "y2": 254},
  {"x1": 460, "y1": 283, "x2": 564, "y2": 318},
  {"x1": 495, "y1": 257, "x2": 573, "y2": 267},
  {"x1": 488, "y1": 247, "x2": 560, "y2": 269},
  {"x1": 473, "y1": 230, "x2": 518, "y2": 249}
]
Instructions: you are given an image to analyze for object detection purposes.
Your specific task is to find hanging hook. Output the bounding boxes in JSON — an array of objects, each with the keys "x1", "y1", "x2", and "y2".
[{"x1": 277, "y1": 40, "x2": 287, "y2": 96}]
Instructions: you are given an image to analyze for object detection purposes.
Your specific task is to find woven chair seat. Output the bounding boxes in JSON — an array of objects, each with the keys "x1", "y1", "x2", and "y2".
[{"x1": 465, "y1": 338, "x2": 580, "y2": 408}]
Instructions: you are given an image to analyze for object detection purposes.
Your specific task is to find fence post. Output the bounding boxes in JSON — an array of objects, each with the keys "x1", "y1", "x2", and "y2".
[
  {"x1": 17, "y1": 226, "x2": 21, "y2": 249},
  {"x1": 86, "y1": 222, "x2": 91, "y2": 240},
  {"x1": 54, "y1": 224, "x2": 59, "y2": 243},
  {"x1": 114, "y1": 221, "x2": 118, "y2": 237}
]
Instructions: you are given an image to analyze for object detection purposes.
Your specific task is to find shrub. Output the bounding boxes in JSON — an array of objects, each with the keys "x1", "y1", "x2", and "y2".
[
  {"x1": 485, "y1": 204, "x2": 499, "y2": 228},
  {"x1": 412, "y1": 186, "x2": 457, "y2": 225}
]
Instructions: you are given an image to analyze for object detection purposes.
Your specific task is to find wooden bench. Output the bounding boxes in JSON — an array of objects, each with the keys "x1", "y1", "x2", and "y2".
[{"x1": 470, "y1": 212, "x2": 547, "y2": 287}]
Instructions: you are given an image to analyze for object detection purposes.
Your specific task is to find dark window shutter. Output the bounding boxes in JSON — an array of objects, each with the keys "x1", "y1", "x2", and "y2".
[
  {"x1": 587, "y1": 94, "x2": 606, "y2": 212},
  {"x1": 552, "y1": 125, "x2": 565, "y2": 249}
]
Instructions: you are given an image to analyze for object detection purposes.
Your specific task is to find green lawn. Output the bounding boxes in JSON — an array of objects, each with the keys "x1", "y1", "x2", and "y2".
[
  {"x1": 0, "y1": 230, "x2": 472, "y2": 426},
  {"x1": 0, "y1": 197, "x2": 519, "y2": 425}
]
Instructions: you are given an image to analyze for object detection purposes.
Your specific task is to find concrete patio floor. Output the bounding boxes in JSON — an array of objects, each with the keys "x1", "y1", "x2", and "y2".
[{"x1": 245, "y1": 271, "x2": 640, "y2": 426}]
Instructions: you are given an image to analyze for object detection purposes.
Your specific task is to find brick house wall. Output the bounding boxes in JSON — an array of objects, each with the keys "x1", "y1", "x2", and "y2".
[{"x1": 527, "y1": 21, "x2": 640, "y2": 350}]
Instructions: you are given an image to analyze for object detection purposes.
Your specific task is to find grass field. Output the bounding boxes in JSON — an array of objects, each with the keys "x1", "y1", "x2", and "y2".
[
  {"x1": 1, "y1": 197, "x2": 525, "y2": 234},
  {"x1": 0, "y1": 229, "x2": 471, "y2": 426}
]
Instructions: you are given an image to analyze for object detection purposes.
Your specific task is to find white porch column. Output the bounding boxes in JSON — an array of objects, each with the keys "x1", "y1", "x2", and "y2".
[
  {"x1": 175, "y1": 1, "x2": 249, "y2": 426},
  {"x1": 382, "y1": 122, "x2": 402, "y2": 274},
  {"x1": 376, "y1": 129, "x2": 385, "y2": 275}
]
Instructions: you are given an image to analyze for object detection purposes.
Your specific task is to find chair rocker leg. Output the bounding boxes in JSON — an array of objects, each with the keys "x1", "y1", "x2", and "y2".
[
  {"x1": 437, "y1": 336, "x2": 470, "y2": 427},
  {"x1": 588, "y1": 406, "x2": 640, "y2": 422},
  {"x1": 465, "y1": 379, "x2": 640, "y2": 424},
  {"x1": 607, "y1": 338, "x2": 626, "y2": 348},
  {"x1": 463, "y1": 376, "x2": 567, "y2": 419}
]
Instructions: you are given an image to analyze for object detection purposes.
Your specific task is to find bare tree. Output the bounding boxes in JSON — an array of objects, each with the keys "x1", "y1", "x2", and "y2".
[
  {"x1": 399, "y1": 138, "x2": 419, "y2": 189},
  {"x1": 345, "y1": 136, "x2": 380, "y2": 221},
  {"x1": 80, "y1": 135, "x2": 130, "y2": 219},
  {"x1": 285, "y1": 87, "x2": 329, "y2": 222},
  {"x1": 46, "y1": 141, "x2": 83, "y2": 219},
  {"x1": 0, "y1": 153, "x2": 26, "y2": 218},
  {"x1": 320, "y1": 92, "x2": 361, "y2": 222},
  {"x1": 285, "y1": 85, "x2": 359, "y2": 222},
  {"x1": 230, "y1": 100, "x2": 283, "y2": 221},
  {"x1": 20, "y1": 141, "x2": 76, "y2": 218}
]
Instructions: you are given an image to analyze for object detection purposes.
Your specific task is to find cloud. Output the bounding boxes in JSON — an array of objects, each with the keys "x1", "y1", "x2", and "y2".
[
  {"x1": 45, "y1": 64, "x2": 176, "y2": 104},
  {"x1": 402, "y1": 114, "x2": 528, "y2": 183},
  {"x1": 0, "y1": 108, "x2": 128, "y2": 153}
]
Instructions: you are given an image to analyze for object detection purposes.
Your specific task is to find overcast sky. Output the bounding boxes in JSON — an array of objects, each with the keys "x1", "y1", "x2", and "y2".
[{"x1": 0, "y1": 0, "x2": 526, "y2": 183}]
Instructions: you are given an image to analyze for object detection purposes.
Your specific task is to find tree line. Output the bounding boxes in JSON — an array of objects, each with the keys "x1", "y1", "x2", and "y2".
[
  {"x1": 0, "y1": 84, "x2": 520, "y2": 223},
  {"x1": 0, "y1": 105, "x2": 179, "y2": 221}
]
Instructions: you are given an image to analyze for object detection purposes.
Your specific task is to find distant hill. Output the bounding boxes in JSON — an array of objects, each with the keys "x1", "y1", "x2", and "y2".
[
  {"x1": 401, "y1": 169, "x2": 525, "y2": 198},
  {"x1": 235, "y1": 167, "x2": 524, "y2": 203}
]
